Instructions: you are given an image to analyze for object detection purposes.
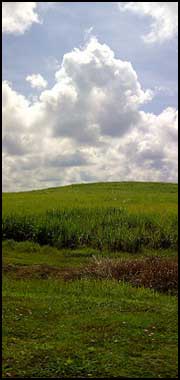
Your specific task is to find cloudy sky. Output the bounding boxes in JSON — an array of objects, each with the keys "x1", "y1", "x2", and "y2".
[{"x1": 2, "y1": 2, "x2": 178, "y2": 192}]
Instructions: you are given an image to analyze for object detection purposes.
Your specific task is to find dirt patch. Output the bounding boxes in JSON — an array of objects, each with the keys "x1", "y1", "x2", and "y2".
[
  {"x1": 2, "y1": 263, "x2": 78, "y2": 280},
  {"x1": 3, "y1": 257, "x2": 178, "y2": 294}
]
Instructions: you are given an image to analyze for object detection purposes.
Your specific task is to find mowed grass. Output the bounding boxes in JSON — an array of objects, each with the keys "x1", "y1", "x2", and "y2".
[{"x1": 2, "y1": 278, "x2": 178, "y2": 378}]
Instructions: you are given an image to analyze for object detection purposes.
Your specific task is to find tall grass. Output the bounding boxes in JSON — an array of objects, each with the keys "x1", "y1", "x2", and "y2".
[{"x1": 2, "y1": 207, "x2": 178, "y2": 253}]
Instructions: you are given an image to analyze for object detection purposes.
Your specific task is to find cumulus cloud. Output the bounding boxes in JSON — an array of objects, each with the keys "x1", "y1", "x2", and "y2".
[
  {"x1": 118, "y1": 107, "x2": 178, "y2": 182},
  {"x1": 2, "y1": 80, "x2": 31, "y2": 138},
  {"x1": 2, "y1": 2, "x2": 40, "y2": 34},
  {"x1": 26, "y1": 74, "x2": 48, "y2": 89},
  {"x1": 2, "y1": 38, "x2": 178, "y2": 191},
  {"x1": 118, "y1": 2, "x2": 178, "y2": 43},
  {"x1": 40, "y1": 37, "x2": 153, "y2": 142}
]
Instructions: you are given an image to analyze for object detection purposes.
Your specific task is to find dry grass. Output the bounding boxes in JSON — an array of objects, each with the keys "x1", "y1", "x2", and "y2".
[{"x1": 72, "y1": 256, "x2": 178, "y2": 295}]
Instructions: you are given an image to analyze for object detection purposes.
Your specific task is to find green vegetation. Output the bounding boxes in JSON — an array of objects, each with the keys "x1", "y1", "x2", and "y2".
[
  {"x1": 3, "y1": 240, "x2": 177, "y2": 269},
  {"x1": 3, "y1": 278, "x2": 178, "y2": 378},
  {"x1": 3, "y1": 181, "x2": 178, "y2": 216},
  {"x1": 2, "y1": 182, "x2": 178, "y2": 253},
  {"x1": 2, "y1": 207, "x2": 178, "y2": 252},
  {"x1": 2, "y1": 182, "x2": 178, "y2": 378}
]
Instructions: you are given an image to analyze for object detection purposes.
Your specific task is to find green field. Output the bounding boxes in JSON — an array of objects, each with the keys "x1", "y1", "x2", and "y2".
[
  {"x1": 2, "y1": 182, "x2": 178, "y2": 378},
  {"x1": 2, "y1": 182, "x2": 178, "y2": 253},
  {"x1": 3, "y1": 181, "x2": 178, "y2": 215}
]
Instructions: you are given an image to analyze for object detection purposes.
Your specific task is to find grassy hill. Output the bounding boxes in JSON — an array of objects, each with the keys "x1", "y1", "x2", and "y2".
[
  {"x1": 3, "y1": 181, "x2": 178, "y2": 215},
  {"x1": 2, "y1": 182, "x2": 178, "y2": 253},
  {"x1": 2, "y1": 182, "x2": 178, "y2": 378}
]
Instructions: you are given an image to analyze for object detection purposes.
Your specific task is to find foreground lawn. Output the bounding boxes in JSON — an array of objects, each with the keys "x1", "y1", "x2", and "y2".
[{"x1": 3, "y1": 277, "x2": 178, "y2": 378}]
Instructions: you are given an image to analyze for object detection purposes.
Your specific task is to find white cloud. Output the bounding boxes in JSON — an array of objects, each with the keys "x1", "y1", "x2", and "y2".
[
  {"x1": 44, "y1": 37, "x2": 153, "y2": 141},
  {"x1": 118, "y1": 2, "x2": 178, "y2": 43},
  {"x1": 84, "y1": 26, "x2": 94, "y2": 41},
  {"x1": 45, "y1": 56, "x2": 60, "y2": 72},
  {"x1": 2, "y1": 39, "x2": 178, "y2": 191},
  {"x1": 2, "y1": 2, "x2": 40, "y2": 34},
  {"x1": 153, "y1": 85, "x2": 177, "y2": 97},
  {"x1": 2, "y1": 80, "x2": 31, "y2": 138},
  {"x1": 26, "y1": 74, "x2": 48, "y2": 89}
]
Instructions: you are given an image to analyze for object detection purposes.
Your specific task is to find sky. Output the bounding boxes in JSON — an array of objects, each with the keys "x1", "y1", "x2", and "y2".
[{"x1": 2, "y1": 2, "x2": 178, "y2": 192}]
